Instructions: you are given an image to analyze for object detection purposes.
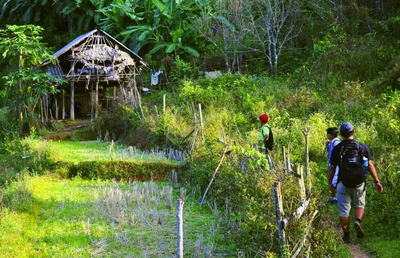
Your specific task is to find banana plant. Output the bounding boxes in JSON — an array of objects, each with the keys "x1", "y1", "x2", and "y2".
[
  {"x1": 119, "y1": 0, "x2": 201, "y2": 58},
  {"x1": 97, "y1": 0, "x2": 145, "y2": 33},
  {"x1": 59, "y1": 0, "x2": 107, "y2": 31}
]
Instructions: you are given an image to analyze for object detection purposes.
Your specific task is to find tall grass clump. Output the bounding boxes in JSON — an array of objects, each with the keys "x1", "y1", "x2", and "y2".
[
  {"x1": 0, "y1": 135, "x2": 55, "y2": 187},
  {"x1": 0, "y1": 172, "x2": 34, "y2": 213}
]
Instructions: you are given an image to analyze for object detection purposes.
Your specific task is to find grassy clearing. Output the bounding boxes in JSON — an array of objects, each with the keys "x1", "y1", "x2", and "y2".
[
  {"x1": 0, "y1": 173, "x2": 229, "y2": 257},
  {"x1": 33, "y1": 139, "x2": 182, "y2": 164}
]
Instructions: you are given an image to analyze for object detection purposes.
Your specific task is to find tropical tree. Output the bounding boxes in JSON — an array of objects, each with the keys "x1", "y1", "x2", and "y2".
[
  {"x1": 247, "y1": 0, "x2": 302, "y2": 78},
  {"x1": 193, "y1": 0, "x2": 246, "y2": 72},
  {"x1": 0, "y1": 25, "x2": 65, "y2": 132},
  {"x1": 0, "y1": 0, "x2": 106, "y2": 46},
  {"x1": 117, "y1": 0, "x2": 202, "y2": 60},
  {"x1": 193, "y1": 0, "x2": 302, "y2": 77}
]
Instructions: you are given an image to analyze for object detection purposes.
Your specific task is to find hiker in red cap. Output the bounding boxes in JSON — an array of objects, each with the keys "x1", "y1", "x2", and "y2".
[{"x1": 258, "y1": 114, "x2": 271, "y2": 153}]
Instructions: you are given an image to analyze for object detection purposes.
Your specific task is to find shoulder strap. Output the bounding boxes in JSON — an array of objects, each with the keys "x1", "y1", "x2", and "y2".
[
  {"x1": 261, "y1": 124, "x2": 271, "y2": 137},
  {"x1": 339, "y1": 145, "x2": 345, "y2": 167},
  {"x1": 332, "y1": 138, "x2": 340, "y2": 145}
]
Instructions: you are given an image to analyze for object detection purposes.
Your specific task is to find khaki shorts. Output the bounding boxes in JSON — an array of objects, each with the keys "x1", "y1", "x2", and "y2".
[
  {"x1": 330, "y1": 164, "x2": 339, "y2": 187},
  {"x1": 337, "y1": 181, "x2": 366, "y2": 217}
]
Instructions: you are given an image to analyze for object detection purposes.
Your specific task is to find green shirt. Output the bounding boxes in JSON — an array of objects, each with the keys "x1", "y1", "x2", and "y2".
[{"x1": 259, "y1": 124, "x2": 270, "y2": 148}]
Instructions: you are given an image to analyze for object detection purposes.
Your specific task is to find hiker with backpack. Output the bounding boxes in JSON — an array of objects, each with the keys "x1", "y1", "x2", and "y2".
[
  {"x1": 328, "y1": 122, "x2": 383, "y2": 243},
  {"x1": 326, "y1": 127, "x2": 340, "y2": 204},
  {"x1": 258, "y1": 113, "x2": 273, "y2": 154}
]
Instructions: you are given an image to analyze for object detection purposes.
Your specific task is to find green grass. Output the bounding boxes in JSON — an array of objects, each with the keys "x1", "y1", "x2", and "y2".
[
  {"x1": 38, "y1": 139, "x2": 181, "y2": 164},
  {"x1": 0, "y1": 173, "x2": 230, "y2": 257},
  {"x1": 361, "y1": 237, "x2": 400, "y2": 258}
]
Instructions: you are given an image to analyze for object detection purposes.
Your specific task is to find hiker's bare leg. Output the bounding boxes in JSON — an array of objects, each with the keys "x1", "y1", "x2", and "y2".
[
  {"x1": 355, "y1": 207, "x2": 365, "y2": 221},
  {"x1": 354, "y1": 207, "x2": 365, "y2": 238},
  {"x1": 331, "y1": 189, "x2": 337, "y2": 198},
  {"x1": 340, "y1": 216, "x2": 350, "y2": 233}
]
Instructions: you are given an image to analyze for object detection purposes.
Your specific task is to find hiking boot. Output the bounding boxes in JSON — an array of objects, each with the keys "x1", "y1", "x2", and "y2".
[
  {"x1": 329, "y1": 197, "x2": 337, "y2": 204},
  {"x1": 342, "y1": 234, "x2": 351, "y2": 243},
  {"x1": 354, "y1": 220, "x2": 365, "y2": 238}
]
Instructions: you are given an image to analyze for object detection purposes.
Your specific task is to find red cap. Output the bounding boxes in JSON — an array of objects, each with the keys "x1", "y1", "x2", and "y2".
[{"x1": 259, "y1": 114, "x2": 269, "y2": 123}]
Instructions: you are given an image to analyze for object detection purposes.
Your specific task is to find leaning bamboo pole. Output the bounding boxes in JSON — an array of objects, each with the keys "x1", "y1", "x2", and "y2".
[
  {"x1": 200, "y1": 145, "x2": 229, "y2": 206},
  {"x1": 291, "y1": 210, "x2": 318, "y2": 258}
]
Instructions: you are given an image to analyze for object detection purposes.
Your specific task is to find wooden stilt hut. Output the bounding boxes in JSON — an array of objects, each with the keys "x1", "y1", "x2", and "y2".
[{"x1": 44, "y1": 29, "x2": 146, "y2": 121}]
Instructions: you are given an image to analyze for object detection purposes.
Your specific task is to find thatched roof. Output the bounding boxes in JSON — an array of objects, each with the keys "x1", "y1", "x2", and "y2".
[
  {"x1": 46, "y1": 29, "x2": 146, "y2": 86},
  {"x1": 52, "y1": 29, "x2": 143, "y2": 63}
]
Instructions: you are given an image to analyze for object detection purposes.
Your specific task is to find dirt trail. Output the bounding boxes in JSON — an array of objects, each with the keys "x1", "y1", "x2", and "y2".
[
  {"x1": 347, "y1": 244, "x2": 371, "y2": 258},
  {"x1": 334, "y1": 226, "x2": 372, "y2": 258}
]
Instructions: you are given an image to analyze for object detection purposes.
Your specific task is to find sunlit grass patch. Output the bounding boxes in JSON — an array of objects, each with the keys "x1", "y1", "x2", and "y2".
[
  {"x1": 0, "y1": 174, "x2": 229, "y2": 257},
  {"x1": 43, "y1": 140, "x2": 182, "y2": 164}
]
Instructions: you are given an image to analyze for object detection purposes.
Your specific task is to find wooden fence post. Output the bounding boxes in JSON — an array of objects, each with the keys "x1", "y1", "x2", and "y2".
[
  {"x1": 303, "y1": 128, "x2": 312, "y2": 197},
  {"x1": 297, "y1": 166, "x2": 306, "y2": 204},
  {"x1": 176, "y1": 199, "x2": 184, "y2": 258},
  {"x1": 189, "y1": 102, "x2": 198, "y2": 154},
  {"x1": 282, "y1": 146, "x2": 291, "y2": 173},
  {"x1": 163, "y1": 94, "x2": 166, "y2": 113},
  {"x1": 198, "y1": 103, "x2": 203, "y2": 138},
  {"x1": 303, "y1": 128, "x2": 310, "y2": 179},
  {"x1": 273, "y1": 181, "x2": 288, "y2": 257}
]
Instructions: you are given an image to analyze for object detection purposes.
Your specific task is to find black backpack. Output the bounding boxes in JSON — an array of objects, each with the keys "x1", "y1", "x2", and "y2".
[
  {"x1": 263, "y1": 125, "x2": 274, "y2": 151},
  {"x1": 339, "y1": 140, "x2": 365, "y2": 188}
]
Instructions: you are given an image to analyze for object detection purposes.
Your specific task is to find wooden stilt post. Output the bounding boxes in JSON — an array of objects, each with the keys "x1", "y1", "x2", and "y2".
[
  {"x1": 95, "y1": 81, "x2": 99, "y2": 118},
  {"x1": 113, "y1": 85, "x2": 117, "y2": 104},
  {"x1": 62, "y1": 89, "x2": 65, "y2": 120},
  {"x1": 70, "y1": 81, "x2": 75, "y2": 120},
  {"x1": 90, "y1": 85, "x2": 95, "y2": 121},
  {"x1": 40, "y1": 97, "x2": 44, "y2": 123},
  {"x1": 55, "y1": 96, "x2": 58, "y2": 121},
  {"x1": 69, "y1": 49, "x2": 75, "y2": 120}
]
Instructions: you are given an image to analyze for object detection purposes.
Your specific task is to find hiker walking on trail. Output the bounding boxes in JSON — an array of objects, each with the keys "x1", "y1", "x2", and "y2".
[
  {"x1": 328, "y1": 122, "x2": 383, "y2": 243},
  {"x1": 258, "y1": 113, "x2": 272, "y2": 154},
  {"x1": 326, "y1": 127, "x2": 340, "y2": 204}
]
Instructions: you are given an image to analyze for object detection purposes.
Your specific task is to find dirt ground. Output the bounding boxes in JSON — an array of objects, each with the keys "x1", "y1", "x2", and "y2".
[
  {"x1": 334, "y1": 225, "x2": 372, "y2": 258},
  {"x1": 347, "y1": 243, "x2": 371, "y2": 258}
]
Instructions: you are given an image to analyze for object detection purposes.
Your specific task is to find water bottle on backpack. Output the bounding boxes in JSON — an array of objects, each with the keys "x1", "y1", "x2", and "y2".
[{"x1": 362, "y1": 156, "x2": 368, "y2": 177}]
